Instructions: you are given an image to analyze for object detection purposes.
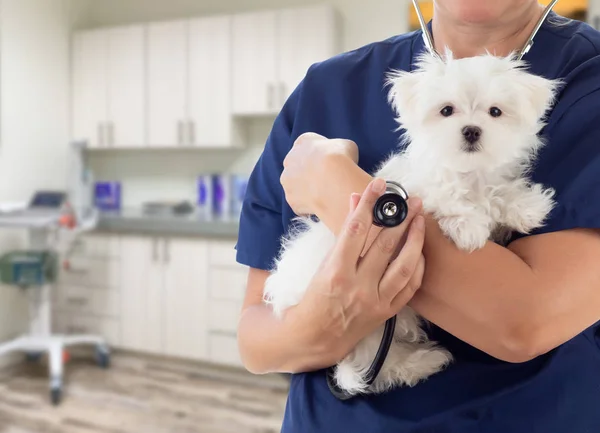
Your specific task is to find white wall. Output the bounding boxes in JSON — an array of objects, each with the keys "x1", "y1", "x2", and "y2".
[
  {"x1": 77, "y1": 0, "x2": 410, "y2": 208},
  {"x1": 0, "y1": 0, "x2": 75, "y2": 343},
  {"x1": 590, "y1": 0, "x2": 600, "y2": 29},
  {"x1": 81, "y1": 0, "x2": 410, "y2": 52}
]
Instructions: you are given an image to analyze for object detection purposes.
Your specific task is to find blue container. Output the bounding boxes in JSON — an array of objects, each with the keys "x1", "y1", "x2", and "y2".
[
  {"x1": 197, "y1": 175, "x2": 213, "y2": 220},
  {"x1": 212, "y1": 174, "x2": 231, "y2": 219},
  {"x1": 231, "y1": 175, "x2": 248, "y2": 216},
  {"x1": 94, "y1": 182, "x2": 121, "y2": 211}
]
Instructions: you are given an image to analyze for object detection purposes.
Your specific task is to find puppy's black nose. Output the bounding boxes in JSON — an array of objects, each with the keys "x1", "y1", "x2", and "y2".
[{"x1": 462, "y1": 126, "x2": 482, "y2": 144}]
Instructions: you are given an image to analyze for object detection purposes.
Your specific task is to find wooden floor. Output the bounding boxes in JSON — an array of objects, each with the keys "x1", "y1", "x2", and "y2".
[{"x1": 0, "y1": 351, "x2": 289, "y2": 433}]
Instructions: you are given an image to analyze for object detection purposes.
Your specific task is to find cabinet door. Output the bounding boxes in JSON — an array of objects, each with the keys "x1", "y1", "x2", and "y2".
[
  {"x1": 72, "y1": 30, "x2": 107, "y2": 148},
  {"x1": 147, "y1": 20, "x2": 188, "y2": 147},
  {"x1": 232, "y1": 11, "x2": 278, "y2": 115},
  {"x1": 107, "y1": 25, "x2": 146, "y2": 148},
  {"x1": 278, "y1": 6, "x2": 338, "y2": 105},
  {"x1": 120, "y1": 237, "x2": 164, "y2": 354},
  {"x1": 189, "y1": 16, "x2": 232, "y2": 147},
  {"x1": 163, "y1": 238, "x2": 209, "y2": 361}
]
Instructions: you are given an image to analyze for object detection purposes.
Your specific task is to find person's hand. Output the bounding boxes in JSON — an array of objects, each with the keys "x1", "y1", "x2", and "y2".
[
  {"x1": 281, "y1": 132, "x2": 359, "y2": 216},
  {"x1": 292, "y1": 178, "x2": 426, "y2": 365}
]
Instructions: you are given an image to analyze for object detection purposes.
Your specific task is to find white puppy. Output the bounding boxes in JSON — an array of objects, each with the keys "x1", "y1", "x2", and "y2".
[{"x1": 263, "y1": 52, "x2": 560, "y2": 396}]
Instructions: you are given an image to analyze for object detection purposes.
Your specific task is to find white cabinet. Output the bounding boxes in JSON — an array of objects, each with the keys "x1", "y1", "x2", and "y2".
[
  {"x1": 107, "y1": 26, "x2": 146, "y2": 148},
  {"x1": 119, "y1": 236, "x2": 164, "y2": 353},
  {"x1": 148, "y1": 16, "x2": 237, "y2": 148},
  {"x1": 163, "y1": 239, "x2": 209, "y2": 360},
  {"x1": 189, "y1": 16, "x2": 236, "y2": 147},
  {"x1": 232, "y1": 11, "x2": 278, "y2": 116},
  {"x1": 232, "y1": 5, "x2": 340, "y2": 115},
  {"x1": 72, "y1": 25, "x2": 145, "y2": 148},
  {"x1": 147, "y1": 20, "x2": 188, "y2": 148},
  {"x1": 72, "y1": 30, "x2": 107, "y2": 148},
  {"x1": 119, "y1": 236, "x2": 209, "y2": 360}
]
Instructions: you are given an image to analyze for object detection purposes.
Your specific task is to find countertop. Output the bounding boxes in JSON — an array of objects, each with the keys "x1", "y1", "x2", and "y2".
[{"x1": 95, "y1": 209, "x2": 240, "y2": 238}]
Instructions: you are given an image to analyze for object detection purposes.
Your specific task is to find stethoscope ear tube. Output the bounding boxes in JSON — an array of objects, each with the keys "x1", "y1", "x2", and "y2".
[{"x1": 326, "y1": 181, "x2": 408, "y2": 400}]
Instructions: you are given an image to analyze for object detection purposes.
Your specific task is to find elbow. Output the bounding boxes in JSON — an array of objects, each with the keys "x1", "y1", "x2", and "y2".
[{"x1": 495, "y1": 323, "x2": 553, "y2": 364}]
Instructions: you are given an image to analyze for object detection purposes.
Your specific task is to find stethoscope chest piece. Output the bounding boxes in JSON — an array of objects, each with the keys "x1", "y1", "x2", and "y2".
[{"x1": 373, "y1": 181, "x2": 409, "y2": 228}]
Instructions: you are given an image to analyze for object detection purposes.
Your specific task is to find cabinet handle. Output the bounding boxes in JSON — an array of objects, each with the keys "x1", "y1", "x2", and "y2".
[
  {"x1": 267, "y1": 83, "x2": 274, "y2": 110},
  {"x1": 66, "y1": 297, "x2": 88, "y2": 306},
  {"x1": 98, "y1": 123, "x2": 104, "y2": 147},
  {"x1": 108, "y1": 122, "x2": 115, "y2": 147},
  {"x1": 163, "y1": 239, "x2": 170, "y2": 264},
  {"x1": 152, "y1": 239, "x2": 159, "y2": 262},
  {"x1": 188, "y1": 121, "x2": 195, "y2": 146},
  {"x1": 177, "y1": 121, "x2": 184, "y2": 145},
  {"x1": 280, "y1": 82, "x2": 287, "y2": 105}
]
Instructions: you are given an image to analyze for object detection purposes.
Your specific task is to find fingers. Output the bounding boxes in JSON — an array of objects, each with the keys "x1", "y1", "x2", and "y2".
[
  {"x1": 332, "y1": 178, "x2": 387, "y2": 270},
  {"x1": 358, "y1": 196, "x2": 423, "y2": 278},
  {"x1": 391, "y1": 253, "x2": 425, "y2": 312},
  {"x1": 379, "y1": 214, "x2": 426, "y2": 303}
]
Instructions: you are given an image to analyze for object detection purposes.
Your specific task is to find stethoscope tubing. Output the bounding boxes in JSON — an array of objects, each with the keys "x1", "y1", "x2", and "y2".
[{"x1": 410, "y1": 0, "x2": 561, "y2": 61}]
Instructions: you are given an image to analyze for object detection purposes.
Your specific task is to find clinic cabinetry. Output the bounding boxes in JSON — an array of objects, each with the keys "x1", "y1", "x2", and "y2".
[
  {"x1": 70, "y1": 5, "x2": 341, "y2": 148},
  {"x1": 52, "y1": 234, "x2": 247, "y2": 368},
  {"x1": 72, "y1": 25, "x2": 145, "y2": 148},
  {"x1": 231, "y1": 5, "x2": 340, "y2": 115}
]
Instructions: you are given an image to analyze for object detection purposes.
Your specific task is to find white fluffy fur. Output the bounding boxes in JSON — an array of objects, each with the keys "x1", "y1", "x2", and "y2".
[{"x1": 264, "y1": 51, "x2": 561, "y2": 396}]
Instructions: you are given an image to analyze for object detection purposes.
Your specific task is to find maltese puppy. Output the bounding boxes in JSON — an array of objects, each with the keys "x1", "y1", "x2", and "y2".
[{"x1": 263, "y1": 51, "x2": 560, "y2": 396}]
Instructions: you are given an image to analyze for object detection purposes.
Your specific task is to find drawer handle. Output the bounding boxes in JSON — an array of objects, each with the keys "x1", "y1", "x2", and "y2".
[
  {"x1": 66, "y1": 297, "x2": 88, "y2": 306},
  {"x1": 67, "y1": 267, "x2": 89, "y2": 275},
  {"x1": 66, "y1": 326, "x2": 89, "y2": 334}
]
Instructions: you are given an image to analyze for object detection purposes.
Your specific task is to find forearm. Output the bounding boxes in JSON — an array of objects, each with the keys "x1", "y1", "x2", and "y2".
[
  {"x1": 237, "y1": 303, "x2": 338, "y2": 375},
  {"x1": 313, "y1": 155, "x2": 547, "y2": 361},
  {"x1": 411, "y1": 217, "x2": 541, "y2": 361}
]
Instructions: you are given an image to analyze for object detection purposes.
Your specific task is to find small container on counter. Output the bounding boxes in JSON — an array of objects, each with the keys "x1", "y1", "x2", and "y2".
[
  {"x1": 197, "y1": 173, "x2": 249, "y2": 220},
  {"x1": 94, "y1": 181, "x2": 121, "y2": 211}
]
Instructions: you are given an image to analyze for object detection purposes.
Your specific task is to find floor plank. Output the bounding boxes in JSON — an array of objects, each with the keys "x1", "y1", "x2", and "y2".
[{"x1": 0, "y1": 351, "x2": 289, "y2": 433}]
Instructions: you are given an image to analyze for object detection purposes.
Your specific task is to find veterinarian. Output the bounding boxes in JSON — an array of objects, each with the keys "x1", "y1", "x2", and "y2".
[{"x1": 235, "y1": 1, "x2": 600, "y2": 432}]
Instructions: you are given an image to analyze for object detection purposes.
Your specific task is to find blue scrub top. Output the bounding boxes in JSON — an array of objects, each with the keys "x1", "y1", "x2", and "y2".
[{"x1": 235, "y1": 13, "x2": 600, "y2": 433}]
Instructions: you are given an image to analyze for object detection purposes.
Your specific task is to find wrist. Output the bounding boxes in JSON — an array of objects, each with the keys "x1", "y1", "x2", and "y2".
[{"x1": 283, "y1": 299, "x2": 346, "y2": 369}]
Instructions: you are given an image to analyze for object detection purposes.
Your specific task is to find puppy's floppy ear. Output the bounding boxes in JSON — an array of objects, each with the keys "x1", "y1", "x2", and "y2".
[
  {"x1": 385, "y1": 69, "x2": 422, "y2": 119},
  {"x1": 513, "y1": 70, "x2": 562, "y2": 121}
]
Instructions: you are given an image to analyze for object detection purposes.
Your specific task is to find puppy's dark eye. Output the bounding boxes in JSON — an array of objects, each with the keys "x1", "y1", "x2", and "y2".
[
  {"x1": 440, "y1": 106, "x2": 454, "y2": 117},
  {"x1": 489, "y1": 107, "x2": 502, "y2": 118}
]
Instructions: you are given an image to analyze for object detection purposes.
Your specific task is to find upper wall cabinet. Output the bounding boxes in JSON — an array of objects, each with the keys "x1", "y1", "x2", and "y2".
[
  {"x1": 72, "y1": 25, "x2": 145, "y2": 148},
  {"x1": 71, "y1": 6, "x2": 342, "y2": 148},
  {"x1": 232, "y1": 5, "x2": 341, "y2": 116},
  {"x1": 147, "y1": 16, "x2": 238, "y2": 148}
]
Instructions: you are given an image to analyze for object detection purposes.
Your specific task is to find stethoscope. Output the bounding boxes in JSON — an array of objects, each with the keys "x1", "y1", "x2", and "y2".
[
  {"x1": 326, "y1": 0, "x2": 560, "y2": 401},
  {"x1": 411, "y1": 0, "x2": 561, "y2": 61}
]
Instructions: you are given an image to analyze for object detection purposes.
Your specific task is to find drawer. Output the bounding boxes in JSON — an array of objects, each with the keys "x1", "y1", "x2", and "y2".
[
  {"x1": 60, "y1": 256, "x2": 120, "y2": 289},
  {"x1": 209, "y1": 268, "x2": 247, "y2": 302},
  {"x1": 209, "y1": 241, "x2": 243, "y2": 268},
  {"x1": 59, "y1": 286, "x2": 120, "y2": 317},
  {"x1": 62, "y1": 314, "x2": 121, "y2": 347},
  {"x1": 69, "y1": 235, "x2": 120, "y2": 259},
  {"x1": 208, "y1": 299, "x2": 242, "y2": 333},
  {"x1": 208, "y1": 333, "x2": 243, "y2": 368}
]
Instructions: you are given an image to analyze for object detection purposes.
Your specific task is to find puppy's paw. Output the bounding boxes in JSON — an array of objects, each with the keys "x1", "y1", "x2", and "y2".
[
  {"x1": 503, "y1": 184, "x2": 556, "y2": 233},
  {"x1": 438, "y1": 215, "x2": 491, "y2": 253}
]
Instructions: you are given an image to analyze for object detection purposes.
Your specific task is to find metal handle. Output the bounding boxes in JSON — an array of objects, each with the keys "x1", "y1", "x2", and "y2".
[
  {"x1": 267, "y1": 84, "x2": 274, "y2": 110},
  {"x1": 152, "y1": 239, "x2": 159, "y2": 262},
  {"x1": 108, "y1": 122, "x2": 115, "y2": 147},
  {"x1": 98, "y1": 123, "x2": 105, "y2": 147},
  {"x1": 177, "y1": 121, "x2": 184, "y2": 145},
  {"x1": 163, "y1": 239, "x2": 170, "y2": 264},
  {"x1": 67, "y1": 326, "x2": 88, "y2": 334},
  {"x1": 66, "y1": 297, "x2": 88, "y2": 306},
  {"x1": 280, "y1": 82, "x2": 287, "y2": 106},
  {"x1": 188, "y1": 121, "x2": 195, "y2": 145}
]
